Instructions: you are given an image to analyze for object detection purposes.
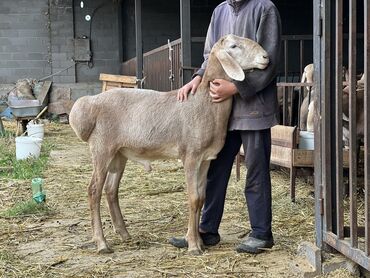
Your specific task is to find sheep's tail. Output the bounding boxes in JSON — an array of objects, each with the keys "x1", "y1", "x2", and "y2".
[{"x1": 69, "y1": 96, "x2": 97, "y2": 142}]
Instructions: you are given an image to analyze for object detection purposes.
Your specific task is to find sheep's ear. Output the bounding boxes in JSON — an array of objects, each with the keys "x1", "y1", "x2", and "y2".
[{"x1": 215, "y1": 49, "x2": 245, "y2": 81}]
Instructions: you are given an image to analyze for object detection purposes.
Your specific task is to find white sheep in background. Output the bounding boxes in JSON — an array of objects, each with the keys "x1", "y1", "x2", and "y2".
[
  {"x1": 299, "y1": 63, "x2": 315, "y2": 131},
  {"x1": 300, "y1": 64, "x2": 350, "y2": 132},
  {"x1": 69, "y1": 34, "x2": 269, "y2": 255}
]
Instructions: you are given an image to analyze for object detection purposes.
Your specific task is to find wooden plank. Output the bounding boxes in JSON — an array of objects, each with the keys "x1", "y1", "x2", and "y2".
[
  {"x1": 292, "y1": 149, "x2": 349, "y2": 168},
  {"x1": 37, "y1": 81, "x2": 52, "y2": 106},
  {"x1": 324, "y1": 231, "x2": 370, "y2": 270},
  {"x1": 0, "y1": 118, "x2": 4, "y2": 134},
  {"x1": 270, "y1": 145, "x2": 292, "y2": 168},
  {"x1": 271, "y1": 125, "x2": 296, "y2": 141},
  {"x1": 335, "y1": 0, "x2": 344, "y2": 240},
  {"x1": 292, "y1": 149, "x2": 314, "y2": 167},
  {"x1": 99, "y1": 73, "x2": 137, "y2": 84},
  {"x1": 364, "y1": 0, "x2": 370, "y2": 256}
]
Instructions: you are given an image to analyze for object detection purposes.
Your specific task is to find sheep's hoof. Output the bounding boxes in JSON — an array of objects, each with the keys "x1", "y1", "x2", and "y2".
[
  {"x1": 118, "y1": 232, "x2": 131, "y2": 241},
  {"x1": 97, "y1": 246, "x2": 114, "y2": 254},
  {"x1": 188, "y1": 248, "x2": 203, "y2": 256}
]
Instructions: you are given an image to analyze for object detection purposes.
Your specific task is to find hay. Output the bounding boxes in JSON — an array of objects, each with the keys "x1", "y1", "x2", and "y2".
[{"x1": 0, "y1": 120, "x2": 358, "y2": 277}]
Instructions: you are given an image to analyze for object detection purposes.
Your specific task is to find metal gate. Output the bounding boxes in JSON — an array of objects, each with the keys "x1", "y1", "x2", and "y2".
[{"x1": 314, "y1": 0, "x2": 370, "y2": 270}]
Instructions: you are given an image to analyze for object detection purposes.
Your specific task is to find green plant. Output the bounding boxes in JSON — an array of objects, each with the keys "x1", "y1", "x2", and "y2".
[
  {"x1": 1, "y1": 200, "x2": 51, "y2": 218},
  {"x1": 0, "y1": 138, "x2": 54, "y2": 179}
]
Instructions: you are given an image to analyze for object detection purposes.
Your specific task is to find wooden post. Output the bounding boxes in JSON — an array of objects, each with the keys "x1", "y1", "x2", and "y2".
[
  {"x1": 0, "y1": 118, "x2": 4, "y2": 135},
  {"x1": 135, "y1": 0, "x2": 143, "y2": 87},
  {"x1": 180, "y1": 0, "x2": 192, "y2": 85}
]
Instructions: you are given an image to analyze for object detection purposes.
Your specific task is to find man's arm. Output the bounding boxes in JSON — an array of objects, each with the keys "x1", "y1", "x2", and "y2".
[{"x1": 234, "y1": 8, "x2": 282, "y2": 99}]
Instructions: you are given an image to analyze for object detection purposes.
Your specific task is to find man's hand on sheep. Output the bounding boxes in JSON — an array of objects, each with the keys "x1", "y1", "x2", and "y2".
[
  {"x1": 177, "y1": 75, "x2": 202, "y2": 102},
  {"x1": 209, "y1": 79, "x2": 237, "y2": 103}
]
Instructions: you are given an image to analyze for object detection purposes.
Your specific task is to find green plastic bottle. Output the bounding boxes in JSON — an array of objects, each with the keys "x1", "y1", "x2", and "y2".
[{"x1": 31, "y1": 178, "x2": 46, "y2": 203}]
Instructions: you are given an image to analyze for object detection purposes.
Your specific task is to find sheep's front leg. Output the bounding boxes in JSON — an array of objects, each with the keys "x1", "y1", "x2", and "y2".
[
  {"x1": 184, "y1": 158, "x2": 210, "y2": 255},
  {"x1": 105, "y1": 156, "x2": 130, "y2": 241},
  {"x1": 88, "y1": 166, "x2": 112, "y2": 254}
]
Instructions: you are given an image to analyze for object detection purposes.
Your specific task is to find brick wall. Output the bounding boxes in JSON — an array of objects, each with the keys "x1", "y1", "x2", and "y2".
[
  {"x1": 0, "y1": 0, "x2": 121, "y2": 84},
  {"x1": 49, "y1": 0, "x2": 76, "y2": 83},
  {"x1": 0, "y1": 0, "x2": 51, "y2": 83},
  {"x1": 73, "y1": 0, "x2": 121, "y2": 82}
]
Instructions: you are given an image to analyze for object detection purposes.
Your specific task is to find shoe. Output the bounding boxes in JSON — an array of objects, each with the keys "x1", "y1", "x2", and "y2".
[
  {"x1": 235, "y1": 236, "x2": 274, "y2": 254},
  {"x1": 169, "y1": 232, "x2": 220, "y2": 248}
]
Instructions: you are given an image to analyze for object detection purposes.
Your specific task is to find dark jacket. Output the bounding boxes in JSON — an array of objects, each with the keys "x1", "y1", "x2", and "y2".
[{"x1": 195, "y1": 0, "x2": 282, "y2": 130}]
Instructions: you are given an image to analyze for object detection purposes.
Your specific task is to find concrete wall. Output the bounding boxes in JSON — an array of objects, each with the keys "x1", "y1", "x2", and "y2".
[
  {"x1": 0, "y1": 0, "x2": 51, "y2": 83},
  {"x1": 49, "y1": 0, "x2": 76, "y2": 83},
  {"x1": 73, "y1": 0, "x2": 121, "y2": 82},
  {"x1": 0, "y1": 0, "x2": 121, "y2": 84}
]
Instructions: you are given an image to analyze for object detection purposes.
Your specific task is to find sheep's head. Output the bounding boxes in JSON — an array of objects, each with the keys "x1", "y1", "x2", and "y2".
[{"x1": 214, "y1": 34, "x2": 269, "y2": 81}]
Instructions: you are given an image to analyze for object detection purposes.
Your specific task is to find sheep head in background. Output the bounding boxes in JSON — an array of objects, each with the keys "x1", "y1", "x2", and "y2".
[{"x1": 69, "y1": 35, "x2": 269, "y2": 255}]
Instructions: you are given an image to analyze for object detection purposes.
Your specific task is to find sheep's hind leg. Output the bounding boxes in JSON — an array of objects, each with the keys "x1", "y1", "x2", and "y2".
[
  {"x1": 105, "y1": 155, "x2": 131, "y2": 241},
  {"x1": 88, "y1": 162, "x2": 112, "y2": 254}
]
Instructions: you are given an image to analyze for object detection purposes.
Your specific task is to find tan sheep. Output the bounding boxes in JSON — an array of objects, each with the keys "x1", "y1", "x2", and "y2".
[{"x1": 69, "y1": 34, "x2": 269, "y2": 255}]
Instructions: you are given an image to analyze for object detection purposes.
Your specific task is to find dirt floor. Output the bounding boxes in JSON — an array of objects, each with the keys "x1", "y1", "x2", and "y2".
[{"x1": 0, "y1": 122, "x2": 358, "y2": 277}]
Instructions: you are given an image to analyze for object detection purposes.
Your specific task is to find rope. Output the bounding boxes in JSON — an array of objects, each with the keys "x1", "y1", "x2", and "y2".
[{"x1": 38, "y1": 62, "x2": 76, "y2": 82}]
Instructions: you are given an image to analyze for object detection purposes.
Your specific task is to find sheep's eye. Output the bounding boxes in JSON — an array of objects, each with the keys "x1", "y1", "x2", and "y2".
[{"x1": 230, "y1": 44, "x2": 237, "y2": 49}]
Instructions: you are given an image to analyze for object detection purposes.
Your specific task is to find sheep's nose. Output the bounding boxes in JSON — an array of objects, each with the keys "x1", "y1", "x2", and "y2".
[{"x1": 263, "y1": 55, "x2": 268, "y2": 59}]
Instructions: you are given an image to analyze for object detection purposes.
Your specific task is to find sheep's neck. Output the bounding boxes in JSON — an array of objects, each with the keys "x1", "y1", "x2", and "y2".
[
  {"x1": 199, "y1": 55, "x2": 230, "y2": 91},
  {"x1": 196, "y1": 54, "x2": 233, "y2": 137}
]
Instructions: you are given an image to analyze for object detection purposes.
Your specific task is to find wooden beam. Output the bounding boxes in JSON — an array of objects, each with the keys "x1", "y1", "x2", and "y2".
[
  {"x1": 0, "y1": 118, "x2": 4, "y2": 135},
  {"x1": 135, "y1": 0, "x2": 143, "y2": 85},
  {"x1": 180, "y1": 0, "x2": 192, "y2": 85}
]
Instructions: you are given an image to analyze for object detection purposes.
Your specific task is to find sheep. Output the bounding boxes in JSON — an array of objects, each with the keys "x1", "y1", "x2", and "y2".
[
  {"x1": 69, "y1": 34, "x2": 269, "y2": 255},
  {"x1": 342, "y1": 85, "x2": 364, "y2": 148},
  {"x1": 300, "y1": 65, "x2": 349, "y2": 131}
]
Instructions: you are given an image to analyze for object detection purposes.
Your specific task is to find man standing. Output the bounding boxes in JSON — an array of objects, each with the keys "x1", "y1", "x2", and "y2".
[{"x1": 170, "y1": 0, "x2": 281, "y2": 253}]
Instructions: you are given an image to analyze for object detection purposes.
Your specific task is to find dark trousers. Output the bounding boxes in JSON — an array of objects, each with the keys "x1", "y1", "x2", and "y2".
[{"x1": 199, "y1": 129, "x2": 273, "y2": 240}]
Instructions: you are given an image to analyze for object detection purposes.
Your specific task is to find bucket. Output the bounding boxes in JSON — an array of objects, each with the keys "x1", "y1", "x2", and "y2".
[
  {"x1": 299, "y1": 131, "x2": 314, "y2": 150},
  {"x1": 15, "y1": 136, "x2": 43, "y2": 160},
  {"x1": 27, "y1": 121, "x2": 44, "y2": 139}
]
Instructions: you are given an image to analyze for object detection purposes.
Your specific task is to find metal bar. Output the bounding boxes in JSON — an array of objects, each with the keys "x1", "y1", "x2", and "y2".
[
  {"x1": 313, "y1": 0, "x2": 323, "y2": 248},
  {"x1": 277, "y1": 82, "x2": 314, "y2": 87},
  {"x1": 180, "y1": 0, "x2": 192, "y2": 85},
  {"x1": 289, "y1": 86, "x2": 294, "y2": 126},
  {"x1": 349, "y1": 0, "x2": 358, "y2": 248},
  {"x1": 335, "y1": 0, "x2": 344, "y2": 240},
  {"x1": 298, "y1": 86, "x2": 303, "y2": 129},
  {"x1": 322, "y1": 0, "x2": 333, "y2": 234},
  {"x1": 300, "y1": 40, "x2": 304, "y2": 77},
  {"x1": 284, "y1": 40, "x2": 288, "y2": 82},
  {"x1": 283, "y1": 86, "x2": 288, "y2": 125},
  {"x1": 364, "y1": 0, "x2": 370, "y2": 256},
  {"x1": 135, "y1": 0, "x2": 143, "y2": 83},
  {"x1": 324, "y1": 231, "x2": 370, "y2": 270}
]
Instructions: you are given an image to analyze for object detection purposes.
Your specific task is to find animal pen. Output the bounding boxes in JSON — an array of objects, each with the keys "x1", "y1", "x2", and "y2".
[{"x1": 120, "y1": 0, "x2": 370, "y2": 273}]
